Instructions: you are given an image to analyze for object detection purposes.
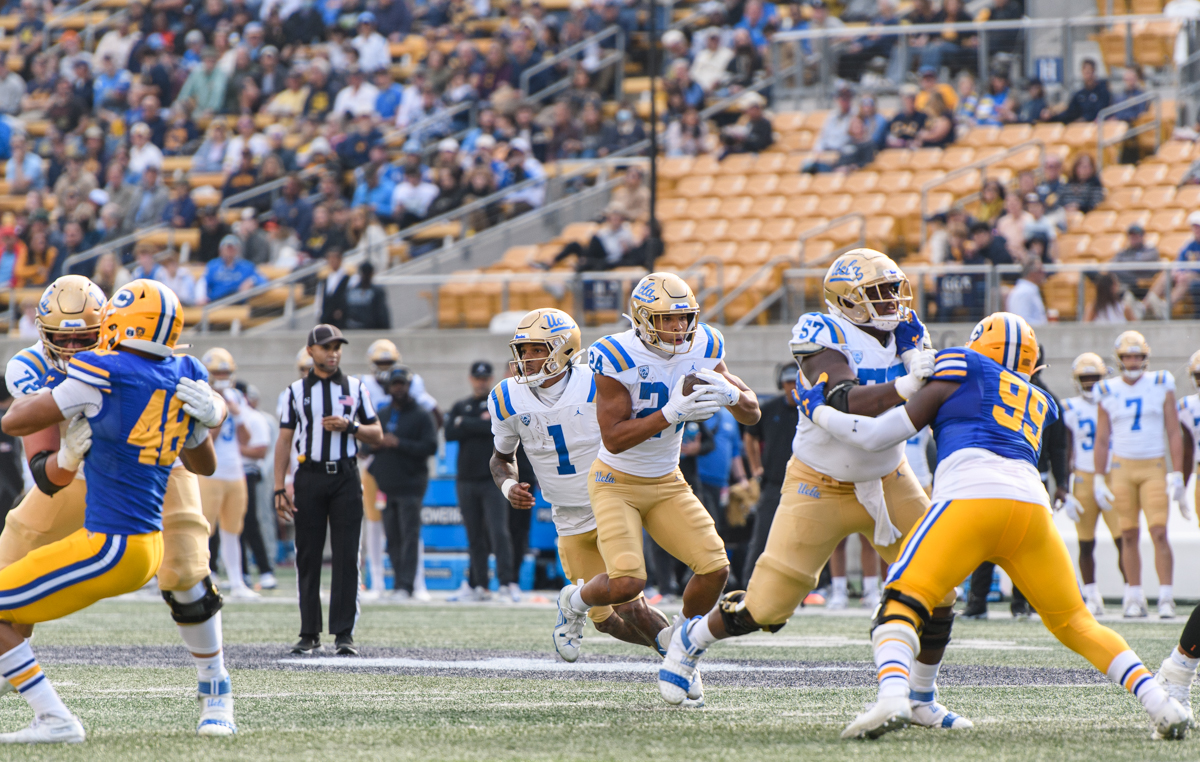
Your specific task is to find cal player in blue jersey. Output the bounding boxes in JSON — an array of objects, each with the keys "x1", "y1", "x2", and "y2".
[
  {"x1": 793, "y1": 312, "x2": 1190, "y2": 741},
  {"x1": 0, "y1": 280, "x2": 221, "y2": 744}
]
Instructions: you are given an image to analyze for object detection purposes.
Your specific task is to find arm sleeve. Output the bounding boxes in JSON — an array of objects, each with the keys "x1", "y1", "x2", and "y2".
[
  {"x1": 50, "y1": 379, "x2": 104, "y2": 419},
  {"x1": 811, "y1": 404, "x2": 918, "y2": 453}
]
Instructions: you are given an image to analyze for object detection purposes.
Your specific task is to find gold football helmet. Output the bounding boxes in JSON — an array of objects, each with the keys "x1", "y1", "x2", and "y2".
[
  {"x1": 297, "y1": 347, "x2": 314, "y2": 376},
  {"x1": 823, "y1": 248, "x2": 912, "y2": 331},
  {"x1": 1188, "y1": 349, "x2": 1200, "y2": 388},
  {"x1": 509, "y1": 308, "x2": 582, "y2": 385},
  {"x1": 367, "y1": 339, "x2": 400, "y2": 371},
  {"x1": 629, "y1": 272, "x2": 699, "y2": 354},
  {"x1": 966, "y1": 312, "x2": 1038, "y2": 378},
  {"x1": 1113, "y1": 330, "x2": 1150, "y2": 380},
  {"x1": 97, "y1": 279, "x2": 182, "y2": 358},
  {"x1": 202, "y1": 347, "x2": 237, "y2": 390},
  {"x1": 36, "y1": 275, "x2": 106, "y2": 371},
  {"x1": 1071, "y1": 352, "x2": 1106, "y2": 400}
]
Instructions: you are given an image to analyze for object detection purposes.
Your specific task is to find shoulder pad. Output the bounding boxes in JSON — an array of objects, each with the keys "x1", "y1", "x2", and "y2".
[
  {"x1": 66, "y1": 352, "x2": 113, "y2": 389},
  {"x1": 588, "y1": 335, "x2": 636, "y2": 376},
  {"x1": 789, "y1": 313, "x2": 847, "y2": 356},
  {"x1": 489, "y1": 379, "x2": 516, "y2": 422},
  {"x1": 929, "y1": 348, "x2": 970, "y2": 382},
  {"x1": 696, "y1": 323, "x2": 725, "y2": 360}
]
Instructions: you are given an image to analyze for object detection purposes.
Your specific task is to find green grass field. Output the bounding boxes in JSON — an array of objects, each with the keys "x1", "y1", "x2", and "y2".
[{"x1": 3, "y1": 572, "x2": 1198, "y2": 762}]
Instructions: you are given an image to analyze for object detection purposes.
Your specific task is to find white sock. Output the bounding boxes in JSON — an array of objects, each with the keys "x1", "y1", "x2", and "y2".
[
  {"x1": 172, "y1": 582, "x2": 229, "y2": 689},
  {"x1": 1107, "y1": 650, "x2": 1166, "y2": 714},
  {"x1": 685, "y1": 615, "x2": 718, "y2": 651},
  {"x1": 1171, "y1": 647, "x2": 1200, "y2": 672},
  {"x1": 832, "y1": 577, "x2": 848, "y2": 596},
  {"x1": 1083, "y1": 582, "x2": 1097, "y2": 599},
  {"x1": 0, "y1": 641, "x2": 69, "y2": 719},
  {"x1": 219, "y1": 529, "x2": 245, "y2": 588},
  {"x1": 874, "y1": 630, "x2": 915, "y2": 699},
  {"x1": 569, "y1": 586, "x2": 589, "y2": 615},
  {"x1": 909, "y1": 660, "x2": 941, "y2": 703},
  {"x1": 365, "y1": 519, "x2": 385, "y2": 592},
  {"x1": 863, "y1": 576, "x2": 879, "y2": 596},
  {"x1": 1127, "y1": 585, "x2": 1143, "y2": 602},
  {"x1": 1159, "y1": 584, "x2": 1174, "y2": 603}
]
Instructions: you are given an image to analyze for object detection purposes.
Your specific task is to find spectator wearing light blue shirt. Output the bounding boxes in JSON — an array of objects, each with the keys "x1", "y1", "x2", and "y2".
[
  {"x1": 199, "y1": 234, "x2": 266, "y2": 303},
  {"x1": 352, "y1": 164, "x2": 398, "y2": 223},
  {"x1": 5, "y1": 133, "x2": 42, "y2": 193},
  {"x1": 374, "y1": 69, "x2": 404, "y2": 119}
]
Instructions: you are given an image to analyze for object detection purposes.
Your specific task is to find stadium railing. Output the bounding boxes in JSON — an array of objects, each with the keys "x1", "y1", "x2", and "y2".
[
  {"x1": 520, "y1": 25, "x2": 626, "y2": 106},
  {"x1": 1095, "y1": 90, "x2": 1164, "y2": 171}
]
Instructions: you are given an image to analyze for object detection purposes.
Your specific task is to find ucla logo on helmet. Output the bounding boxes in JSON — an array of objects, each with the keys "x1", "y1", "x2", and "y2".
[
  {"x1": 37, "y1": 294, "x2": 50, "y2": 316},
  {"x1": 632, "y1": 280, "x2": 657, "y2": 303},
  {"x1": 829, "y1": 259, "x2": 863, "y2": 283},
  {"x1": 519, "y1": 414, "x2": 531, "y2": 426},
  {"x1": 112, "y1": 289, "x2": 135, "y2": 308},
  {"x1": 544, "y1": 312, "x2": 572, "y2": 331}
]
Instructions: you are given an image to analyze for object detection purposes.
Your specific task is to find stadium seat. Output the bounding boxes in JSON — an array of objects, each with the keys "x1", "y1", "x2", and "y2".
[
  {"x1": 1130, "y1": 162, "x2": 1169, "y2": 186},
  {"x1": 725, "y1": 218, "x2": 763, "y2": 241},
  {"x1": 796, "y1": 216, "x2": 831, "y2": 236},
  {"x1": 1147, "y1": 140, "x2": 1194, "y2": 164},
  {"x1": 808, "y1": 173, "x2": 846, "y2": 195},
  {"x1": 816, "y1": 194, "x2": 853, "y2": 218},
  {"x1": 657, "y1": 241, "x2": 704, "y2": 268},
  {"x1": 1101, "y1": 164, "x2": 1135, "y2": 187},
  {"x1": 688, "y1": 197, "x2": 724, "y2": 220},
  {"x1": 717, "y1": 154, "x2": 758, "y2": 175},
  {"x1": 998, "y1": 124, "x2": 1034, "y2": 147},
  {"x1": 802, "y1": 111, "x2": 831, "y2": 131},
  {"x1": 701, "y1": 241, "x2": 739, "y2": 263},
  {"x1": 736, "y1": 241, "x2": 772, "y2": 266},
  {"x1": 674, "y1": 175, "x2": 715, "y2": 198},
  {"x1": 876, "y1": 171, "x2": 913, "y2": 194},
  {"x1": 1146, "y1": 208, "x2": 1186, "y2": 233},
  {"x1": 745, "y1": 173, "x2": 781, "y2": 196},
  {"x1": 1140, "y1": 185, "x2": 1177, "y2": 209},
  {"x1": 690, "y1": 154, "x2": 722, "y2": 175},
  {"x1": 656, "y1": 198, "x2": 690, "y2": 221},
  {"x1": 1115, "y1": 209, "x2": 1151, "y2": 231},
  {"x1": 1078, "y1": 210, "x2": 1118, "y2": 235},
  {"x1": 939, "y1": 169, "x2": 983, "y2": 197},
  {"x1": 662, "y1": 220, "x2": 697, "y2": 244},
  {"x1": 909, "y1": 148, "x2": 944, "y2": 172},
  {"x1": 1096, "y1": 185, "x2": 1143, "y2": 211},
  {"x1": 1057, "y1": 233, "x2": 1091, "y2": 260},
  {"x1": 1089, "y1": 233, "x2": 1125, "y2": 260},
  {"x1": 1160, "y1": 232, "x2": 1193, "y2": 255},
  {"x1": 963, "y1": 126, "x2": 1000, "y2": 147},
  {"x1": 779, "y1": 131, "x2": 815, "y2": 152},
  {"x1": 748, "y1": 195, "x2": 788, "y2": 218},
  {"x1": 842, "y1": 171, "x2": 879, "y2": 194},
  {"x1": 855, "y1": 193, "x2": 887, "y2": 216},
  {"x1": 1031, "y1": 123, "x2": 1066, "y2": 144},
  {"x1": 1166, "y1": 163, "x2": 1191, "y2": 185},
  {"x1": 776, "y1": 173, "x2": 813, "y2": 195},
  {"x1": 712, "y1": 175, "x2": 748, "y2": 196},
  {"x1": 759, "y1": 217, "x2": 798, "y2": 242},
  {"x1": 751, "y1": 153, "x2": 792, "y2": 174},
  {"x1": 657, "y1": 157, "x2": 694, "y2": 180},
  {"x1": 872, "y1": 149, "x2": 912, "y2": 172},
  {"x1": 784, "y1": 194, "x2": 820, "y2": 217},
  {"x1": 940, "y1": 147, "x2": 976, "y2": 169},
  {"x1": 865, "y1": 216, "x2": 897, "y2": 250},
  {"x1": 1170, "y1": 185, "x2": 1200, "y2": 209},
  {"x1": 772, "y1": 112, "x2": 807, "y2": 132},
  {"x1": 693, "y1": 219, "x2": 730, "y2": 241}
]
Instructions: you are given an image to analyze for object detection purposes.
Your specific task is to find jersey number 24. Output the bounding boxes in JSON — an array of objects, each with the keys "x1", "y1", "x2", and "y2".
[{"x1": 992, "y1": 371, "x2": 1049, "y2": 450}]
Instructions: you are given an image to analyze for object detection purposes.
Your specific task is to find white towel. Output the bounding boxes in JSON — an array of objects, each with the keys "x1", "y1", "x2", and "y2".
[{"x1": 855, "y1": 478, "x2": 902, "y2": 547}]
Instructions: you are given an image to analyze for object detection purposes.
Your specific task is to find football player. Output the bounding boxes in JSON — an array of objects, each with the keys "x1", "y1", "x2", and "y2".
[
  {"x1": 0, "y1": 280, "x2": 228, "y2": 743},
  {"x1": 1, "y1": 276, "x2": 236, "y2": 737},
  {"x1": 1155, "y1": 349, "x2": 1200, "y2": 716},
  {"x1": 199, "y1": 349, "x2": 259, "y2": 599},
  {"x1": 489, "y1": 308, "x2": 671, "y2": 662},
  {"x1": 1093, "y1": 331, "x2": 1187, "y2": 619},
  {"x1": 1058, "y1": 352, "x2": 1123, "y2": 616},
  {"x1": 555, "y1": 273, "x2": 759, "y2": 705},
  {"x1": 657, "y1": 250, "x2": 968, "y2": 731},
  {"x1": 794, "y1": 312, "x2": 1189, "y2": 741}
]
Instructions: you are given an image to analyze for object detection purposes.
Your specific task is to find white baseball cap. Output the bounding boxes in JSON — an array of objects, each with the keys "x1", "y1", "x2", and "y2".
[{"x1": 1189, "y1": 210, "x2": 1200, "y2": 227}]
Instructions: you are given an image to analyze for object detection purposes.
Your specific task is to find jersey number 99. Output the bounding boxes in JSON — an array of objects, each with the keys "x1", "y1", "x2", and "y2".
[
  {"x1": 992, "y1": 371, "x2": 1049, "y2": 450},
  {"x1": 127, "y1": 389, "x2": 191, "y2": 466}
]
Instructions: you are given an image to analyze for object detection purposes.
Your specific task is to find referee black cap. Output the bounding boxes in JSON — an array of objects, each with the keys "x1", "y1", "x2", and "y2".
[
  {"x1": 308, "y1": 324, "x2": 349, "y2": 347},
  {"x1": 388, "y1": 366, "x2": 413, "y2": 385},
  {"x1": 470, "y1": 360, "x2": 494, "y2": 378}
]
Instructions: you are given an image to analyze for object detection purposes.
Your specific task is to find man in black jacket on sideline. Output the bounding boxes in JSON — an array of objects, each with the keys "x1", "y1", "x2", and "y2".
[
  {"x1": 368, "y1": 367, "x2": 438, "y2": 600},
  {"x1": 444, "y1": 361, "x2": 518, "y2": 602}
]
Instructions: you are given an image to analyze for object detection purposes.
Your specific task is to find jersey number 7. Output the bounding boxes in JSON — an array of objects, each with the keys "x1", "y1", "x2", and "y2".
[
  {"x1": 128, "y1": 389, "x2": 191, "y2": 466},
  {"x1": 992, "y1": 371, "x2": 1049, "y2": 450}
]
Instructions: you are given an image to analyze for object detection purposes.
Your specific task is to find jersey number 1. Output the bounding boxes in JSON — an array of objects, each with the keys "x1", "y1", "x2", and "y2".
[
  {"x1": 547, "y1": 424, "x2": 576, "y2": 476},
  {"x1": 128, "y1": 389, "x2": 191, "y2": 466},
  {"x1": 992, "y1": 371, "x2": 1049, "y2": 450}
]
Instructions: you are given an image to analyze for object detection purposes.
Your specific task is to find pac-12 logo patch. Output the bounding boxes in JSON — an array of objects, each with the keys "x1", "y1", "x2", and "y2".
[
  {"x1": 851, "y1": 350, "x2": 863, "y2": 363},
  {"x1": 520, "y1": 414, "x2": 531, "y2": 426},
  {"x1": 638, "y1": 365, "x2": 649, "y2": 379}
]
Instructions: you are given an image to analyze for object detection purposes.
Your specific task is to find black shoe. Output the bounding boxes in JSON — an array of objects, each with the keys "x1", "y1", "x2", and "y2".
[
  {"x1": 961, "y1": 596, "x2": 988, "y2": 620},
  {"x1": 335, "y1": 635, "x2": 358, "y2": 655},
  {"x1": 1011, "y1": 599, "x2": 1032, "y2": 620},
  {"x1": 292, "y1": 636, "x2": 321, "y2": 654}
]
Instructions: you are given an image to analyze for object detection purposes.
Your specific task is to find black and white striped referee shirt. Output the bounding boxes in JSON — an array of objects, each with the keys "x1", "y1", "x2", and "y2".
[{"x1": 280, "y1": 369, "x2": 378, "y2": 462}]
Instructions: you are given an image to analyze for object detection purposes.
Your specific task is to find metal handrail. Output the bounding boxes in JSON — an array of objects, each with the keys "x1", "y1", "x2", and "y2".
[
  {"x1": 1095, "y1": 91, "x2": 1161, "y2": 172},
  {"x1": 701, "y1": 213, "x2": 865, "y2": 324},
  {"x1": 918, "y1": 139, "x2": 1046, "y2": 248},
  {"x1": 519, "y1": 25, "x2": 622, "y2": 96},
  {"x1": 771, "y1": 13, "x2": 1182, "y2": 43},
  {"x1": 382, "y1": 99, "x2": 473, "y2": 148},
  {"x1": 62, "y1": 222, "x2": 170, "y2": 272}
]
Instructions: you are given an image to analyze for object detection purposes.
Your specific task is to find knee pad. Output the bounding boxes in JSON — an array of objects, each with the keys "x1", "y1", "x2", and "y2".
[
  {"x1": 871, "y1": 588, "x2": 931, "y2": 636},
  {"x1": 920, "y1": 609, "x2": 955, "y2": 651},
  {"x1": 719, "y1": 590, "x2": 786, "y2": 637},
  {"x1": 161, "y1": 575, "x2": 224, "y2": 625},
  {"x1": 871, "y1": 621, "x2": 921, "y2": 654}
]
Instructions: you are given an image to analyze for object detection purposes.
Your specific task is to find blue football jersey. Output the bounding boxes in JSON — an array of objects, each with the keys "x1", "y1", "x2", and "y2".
[
  {"x1": 928, "y1": 347, "x2": 1059, "y2": 469},
  {"x1": 66, "y1": 349, "x2": 207, "y2": 535}
]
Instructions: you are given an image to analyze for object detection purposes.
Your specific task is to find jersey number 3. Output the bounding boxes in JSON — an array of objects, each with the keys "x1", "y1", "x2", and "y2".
[
  {"x1": 128, "y1": 389, "x2": 190, "y2": 466},
  {"x1": 992, "y1": 371, "x2": 1049, "y2": 450}
]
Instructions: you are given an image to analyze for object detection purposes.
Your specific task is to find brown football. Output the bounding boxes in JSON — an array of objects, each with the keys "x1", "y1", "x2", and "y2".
[{"x1": 681, "y1": 374, "x2": 703, "y2": 396}]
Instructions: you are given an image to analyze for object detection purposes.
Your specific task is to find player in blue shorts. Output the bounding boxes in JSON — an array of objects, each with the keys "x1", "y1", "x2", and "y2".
[{"x1": 0, "y1": 280, "x2": 219, "y2": 743}]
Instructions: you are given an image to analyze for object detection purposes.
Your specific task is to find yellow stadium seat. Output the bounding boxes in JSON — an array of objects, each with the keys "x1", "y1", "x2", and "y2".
[
  {"x1": 751, "y1": 153, "x2": 792, "y2": 174},
  {"x1": 657, "y1": 157, "x2": 694, "y2": 180},
  {"x1": 559, "y1": 222, "x2": 598, "y2": 244},
  {"x1": 657, "y1": 198, "x2": 690, "y2": 221},
  {"x1": 1115, "y1": 209, "x2": 1151, "y2": 231},
  {"x1": 736, "y1": 241, "x2": 772, "y2": 265},
  {"x1": 779, "y1": 132, "x2": 815, "y2": 152},
  {"x1": 745, "y1": 173, "x2": 781, "y2": 196},
  {"x1": 909, "y1": 148, "x2": 944, "y2": 172},
  {"x1": 772, "y1": 112, "x2": 807, "y2": 132},
  {"x1": 1057, "y1": 233, "x2": 1091, "y2": 260},
  {"x1": 675, "y1": 175, "x2": 715, "y2": 198},
  {"x1": 796, "y1": 217, "x2": 831, "y2": 236},
  {"x1": 842, "y1": 171, "x2": 879, "y2": 194},
  {"x1": 940, "y1": 147, "x2": 976, "y2": 169},
  {"x1": 1096, "y1": 185, "x2": 1143, "y2": 211},
  {"x1": 866, "y1": 216, "x2": 897, "y2": 249},
  {"x1": 999, "y1": 144, "x2": 1042, "y2": 172},
  {"x1": 1078, "y1": 210, "x2": 1118, "y2": 235},
  {"x1": 717, "y1": 154, "x2": 758, "y2": 175},
  {"x1": 802, "y1": 111, "x2": 831, "y2": 131},
  {"x1": 785, "y1": 194, "x2": 820, "y2": 218},
  {"x1": 884, "y1": 192, "x2": 921, "y2": 218},
  {"x1": 759, "y1": 217, "x2": 798, "y2": 242},
  {"x1": 1031, "y1": 123, "x2": 1066, "y2": 144},
  {"x1": 876, "y1": 171, "x2": 913, "y2": 194},
  {"x1": 717, "y1": 195, "x2": 753, "y2": 219},
  {"x1": 1101, "y1": 164, "x2": 1135, "y2": 188},
  {"x1": 694, "y1": 219, "x2": 730, "y2": 241},
  {"x1": 712, "y1": 175, "x2": 748, "y2": 196},
  {"x1": 702, "y1": 241, "x2": 739, "y2": 263},
  {"x1": 1146, "y1": 208, "x2": 1186, "y2": 233},
  {"x1": 1090, "y1": 233, "x2": 1124, "y2": 260},
  {"x1": 1166, "y1": 164, "x2": 1191, "y2": 185},
  {"x1": 821, "y1": 217, "x2": 865, "y2": 247},
  {"x1": 748, "y1": 195, "x2": 788, "y2": 218},
  {"x1": 808, "y1": 173, "x2": 846, "y2": 195},
  {"x1": 963, "y1": 126, "x2": 1001, "y2": 147},
  {"x1": 776, "y1": 173, "x2": 813, "y2": 195},
  {"x1": 658, "y1": 242, "x2": 705, "y2": 268},
  {"x1": 872, "y1": 149, "x2": 912, "y2": 172},
  {"x1": 816, "y1": 194, "x2": 853, "y2": 217},
  {"x1": 1131, "y1": 163, "x2": 1169, "y2": 187},
  {"x1": 1147, "y1": 140, "x2": 1194, "y2": 165},
  {"x1": 940, "y1": 169, "x2": 983, "y2": 197},
  {"x1": 926, "y1": 192, "x2": 954, "y2": 214},
  {"x1": 725, "y1": 218, "x2": 762, "y2": 242},
  {"x1": 662, "y1": 220, "x2": 698, "y2": 244},
  {"x1": 687, "y1": 197, "x2": 724, "y2": 220},
  {"x1": 1062, "y1": 123, "x2": 1098, "y2": 149},
  {"x1": 1160, "y1": 232, "x2": 1192, "y2": 255},
  {"x1": 690, "y1": 154, "x2": 722, "y2": 175},
  {"x1": 1140, "y1": 185, "x2": 1177, "y2": 209},
  {"x1": 998, "y1": 124, "x2": 1034, "y2": 147},
  {"x1": 855, "y1": 193, "x2": 887, "y2": 216},
  {"x1": 912, "y1": 171, "x2": 946, "y2": 192},
  {"x1": 1170, "y1": 185, "x2": 1200, "y2": 209}
]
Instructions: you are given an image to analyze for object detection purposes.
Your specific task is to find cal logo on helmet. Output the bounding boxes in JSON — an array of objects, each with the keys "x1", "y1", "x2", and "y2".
[
  {"x1": 966, "y1": 312, "x2": 1038, "y2": 378},
  {"x1": 98, "y1": 279, "x2": 183, "y2": 358}
]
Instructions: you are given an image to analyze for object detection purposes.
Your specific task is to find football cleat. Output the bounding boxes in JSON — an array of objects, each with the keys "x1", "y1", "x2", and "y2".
[
  {"x1": 1156, "y1": 656, "x2": 1195, "y2": 716},
  {"x1": 909, "y1": 689, "x2": 974, "y2": 729},
  {"x1": 841, "y1": 696, "x2": 912, "y2": 740},
  {"x1": 1159, "y1": 599, "x2": 1177, "y2": 619},
  {"x1": 258, "y1": 572, "x2": 278, "y2": 590},
  {"x1": 506, "y1": 582, "x2": 522, "y2": 604},
  {"x1": 0, "y1": 714, "x2": 85, "y2": 744},
  {"x1": 658, "y1": 616, "x2": 707, "y2": 705},
  {"x1": 229, "y1": 586, "x2": 261, "y2": 600},
  {"x1": 553, "y1": 583, "x2": 587, "y2": 663},
  {"x1": 197, "y1": 677, "x2": 237, "y2": 737},
  {"x1": 1086, "y1": 588, "x2": 1106, "y2": 617},
  {"x1": 1125, "y1": 598, "x2": 1149, "y2": 619},
  {"x1": 655, "y1": 613, "x2": 684, "y2": 656},
  {"x1": 826, "y1": 591, "x2": 849, "y2": 611},
  {"x1": 1150, "y1": 696, "x2": 1191, "y2": 740}
]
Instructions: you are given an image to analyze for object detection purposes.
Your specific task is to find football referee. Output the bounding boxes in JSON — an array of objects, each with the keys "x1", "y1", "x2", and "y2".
[{"x1": 275, "y1": 325, "x2": 382, "y2": 655}]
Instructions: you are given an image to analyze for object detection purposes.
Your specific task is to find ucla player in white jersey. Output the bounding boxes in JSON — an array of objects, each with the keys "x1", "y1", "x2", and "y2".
[
  {"x1": 488, "y1": 308, "x2": 671, "y2": 662},
  {"x1": 1, "y1": 276, "x2": 237, "y2": 736},
  {"x1": 1177, "y1": 350, "x2": 1200, "y2": 516},
  {"x1": 1059, "y1": 352, "x2": 1123, "y2": 616},
  {"x1": 554, "y1": 273, "x2": 759, "y2": 704},
  {"x1": 1093, "y1": 331, "x2": 1188, "y2": 619},
  {"x1": 199, "y1": 349, "x2": 259, "y2": 600},
  {"x1": 657, "y1": 250, "x2": 970, "y2": 731}
]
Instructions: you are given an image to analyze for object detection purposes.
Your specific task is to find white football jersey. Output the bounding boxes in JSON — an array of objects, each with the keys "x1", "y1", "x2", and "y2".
[
  {"x1": 1062, "y1": 395, "x2": 1107, "y2": 473},
  {"x1": 1097, "y1": 371, "x2": 1175, "y2": 460},
  {"x1": 4, "y1": 341, "x2": 84, "y2": 482},
  {"x1": 905, "y1": 426, "x2": 933, "y2": 488},
  {"x1": 210, "y1": 387, "x2": 246, "y2": 481},
  {"x1": 489, "y1": 366, "x2": 599, "y2": 535},
  {"x1": 1179, "y1": 393, "x2": 1200, "y2": 464},
  {"x1": 586, "y1": 324, "x2": 725, "y2": 478},
  {"x1": 790, "y1": 311, "x2": 910, "y2": 481}
]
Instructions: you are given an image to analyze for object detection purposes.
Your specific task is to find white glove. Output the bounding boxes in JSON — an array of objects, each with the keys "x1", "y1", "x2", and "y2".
[
  {"x1": 1057, "y1": 493, "x2": 1084, "y2": 523},
  {"x1": 176, "y1": 377, "x2": 224, "y2": 428},
  {"x1": 660, "y1": 375, "x2": 722, "y2": 426},
  {"x1": 1094, "y1": 474, "x2": 1115, "y2": 512},
  {"x1": 692, "y1": 368, "x2": 741, "y2": 407},
  {"x1": 1168, "y1": 471, "x2": 1191, "y2": 519},
  {"x1": 900, "y1": 348, "x2": 936, "y2": 380},
  {"x1": 56, "y1": 414, "x2": 92, "y2": 471}
]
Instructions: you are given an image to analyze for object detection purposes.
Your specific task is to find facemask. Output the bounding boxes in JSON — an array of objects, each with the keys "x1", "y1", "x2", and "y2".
[{"x1": 212, "y1": 378, "x2": 232, "y2": 391}]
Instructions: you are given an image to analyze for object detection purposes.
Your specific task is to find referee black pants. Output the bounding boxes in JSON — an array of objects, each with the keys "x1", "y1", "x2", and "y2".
[
  {"x1": 457, "y1": 477, "x2": 515, "y2": 588},
  {"x1": 743, "y1": 481, "x2": 783, "y2": 588},
  {"x1": 294, "y1": 466, "x2": 363, "y2": 638}
]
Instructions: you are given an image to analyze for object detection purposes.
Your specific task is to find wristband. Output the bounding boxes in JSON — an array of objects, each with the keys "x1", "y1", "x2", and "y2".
[{"x1": 501, "y1": 479, "x2": 519, "y2": 500}]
